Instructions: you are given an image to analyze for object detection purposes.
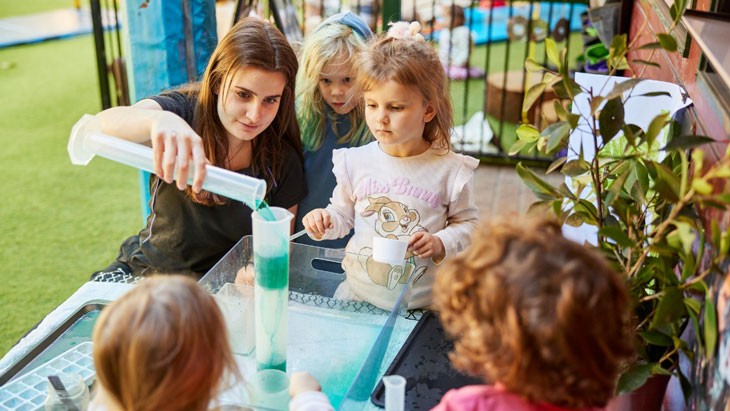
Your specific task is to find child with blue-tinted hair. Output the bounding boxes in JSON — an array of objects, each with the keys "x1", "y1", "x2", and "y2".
[{"x1": 293, "y1": 12, "x2": 373, "y2": 249}]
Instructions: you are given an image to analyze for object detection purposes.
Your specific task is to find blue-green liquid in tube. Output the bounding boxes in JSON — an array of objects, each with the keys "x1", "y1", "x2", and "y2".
[{"x1": 254, "y1": 200, "x2": 289, "y2": 371}]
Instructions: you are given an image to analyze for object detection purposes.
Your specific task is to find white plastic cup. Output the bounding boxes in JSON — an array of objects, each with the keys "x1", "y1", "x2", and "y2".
[
  {"x1": 44, "y1": 373, "x2": 90, "y2": 411},
  {"x1": 246, "y1": 369, "x2": 290, "y2": 410},
  {"x1": 383, "y1": 375, "x2": 406, "y2": 411},
  {"x1": 372, "y1": 237, "x2": 409, "y2": 264}
]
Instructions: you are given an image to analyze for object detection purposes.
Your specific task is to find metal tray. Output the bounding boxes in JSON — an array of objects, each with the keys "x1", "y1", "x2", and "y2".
[
  {"x1": 370, "y1": 310, "x2": 482, "y2": 409},
  {"x1": 0, "y1": 301, "x2": 107, "y2": 386}
]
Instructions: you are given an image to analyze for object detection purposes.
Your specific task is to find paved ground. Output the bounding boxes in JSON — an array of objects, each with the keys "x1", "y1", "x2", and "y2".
[{"x1": 472, "y1": 164, "x2": 564, "y2": 218}]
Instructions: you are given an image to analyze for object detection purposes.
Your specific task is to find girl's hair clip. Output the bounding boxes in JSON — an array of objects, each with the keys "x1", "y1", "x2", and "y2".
[{"x1": 386, "y1": 21, "x2": 425, "y2": 42}]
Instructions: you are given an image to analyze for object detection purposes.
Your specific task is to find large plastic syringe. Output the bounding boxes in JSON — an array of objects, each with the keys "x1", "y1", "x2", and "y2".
[{"x1": 68, "y1": 114, "x2": 266, "y2": 209}]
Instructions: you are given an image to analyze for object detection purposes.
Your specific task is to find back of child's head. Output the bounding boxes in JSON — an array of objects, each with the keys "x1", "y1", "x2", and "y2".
[
  {"x1": 356, "y1": 21, "x2": 453, "y2": 150},
  {"x1": 297, "y1": 12, "x2": 373, "y2": 150},
  {"x1": 92, "y1": 275, "x2": 239, "y2": 411},
  {"x1": 434, "y1": 216, "x2": 634, "y2": 408}
]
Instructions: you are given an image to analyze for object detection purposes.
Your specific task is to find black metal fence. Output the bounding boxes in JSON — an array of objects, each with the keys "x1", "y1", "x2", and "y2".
[{"x1": 91, "y1": 0, "x2": 593, "y2": 164}]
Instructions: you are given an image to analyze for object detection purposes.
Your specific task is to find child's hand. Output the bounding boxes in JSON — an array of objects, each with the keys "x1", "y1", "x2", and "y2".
[
  {"x1": 234, "y1": 263, "x2": 254, "y2": 286},
  {"x1": 302, "y1": 209, "x2": 333, "y2": 240},
  {"x1": 409, "y1": 231, "x2": 445, "y2": 262},
  {"x1": 289, "y1": 371, "x2": 321, "y2": 398}
]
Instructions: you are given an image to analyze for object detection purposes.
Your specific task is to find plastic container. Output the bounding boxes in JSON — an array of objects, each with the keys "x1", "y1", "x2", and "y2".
[
  {"x1": 246, "y1": 369, "x2": 290, "y2": 410},
  {"x1": 198, "y1": 236, "x2": 419, "y2": 409},
  {"x1": 215, "y1": 283, "x2": 255, "y2": 356},
  {"x1": 68, "y1": 114, "x2": 266, "y2": 209},
  {"x1": 44, "y1": 373, "x2": 89, "y2": 411},
  {"x1": 252, "y1": 206, "x2": 293, "y2": 372}
]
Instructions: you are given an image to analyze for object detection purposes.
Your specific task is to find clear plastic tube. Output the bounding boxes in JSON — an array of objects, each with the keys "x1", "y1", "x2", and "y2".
[{"x1": 68, "y1": 114, "x2": 266, "y2": 209}]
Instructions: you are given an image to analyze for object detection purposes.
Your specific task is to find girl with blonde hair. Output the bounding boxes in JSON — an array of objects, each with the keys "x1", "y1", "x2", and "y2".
[{"x1": 293, "y1": 11, "x2": 373, "y2": 249}]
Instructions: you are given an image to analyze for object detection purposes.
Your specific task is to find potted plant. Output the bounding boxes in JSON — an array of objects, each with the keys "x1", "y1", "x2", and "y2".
[{"x1": 509, "y1": 2, "x2": 730, "y2": 407}]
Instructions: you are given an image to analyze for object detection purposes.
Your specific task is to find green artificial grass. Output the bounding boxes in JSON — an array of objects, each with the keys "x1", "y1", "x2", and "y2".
[
  {"x1": 0, "y1": 34, "x2": 139, "y2": 356},
  {"x1": 0, "y1": 1, "x2": 77, "y2": 19}
]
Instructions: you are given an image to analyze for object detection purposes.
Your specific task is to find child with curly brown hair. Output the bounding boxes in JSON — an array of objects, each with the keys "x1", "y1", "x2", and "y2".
[{"x1": 432, "y1": 216, "x2": 634, "y2": 411}]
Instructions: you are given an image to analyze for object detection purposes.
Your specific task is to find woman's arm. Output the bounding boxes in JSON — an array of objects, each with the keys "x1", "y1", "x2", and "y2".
[{"x1": 94, "y1": 99, "x2": 208, "y2": 192}]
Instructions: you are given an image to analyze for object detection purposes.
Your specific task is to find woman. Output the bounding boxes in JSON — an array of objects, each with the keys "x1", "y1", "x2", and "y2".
[{"x1": 91, "y1": 17, "x2": 306, "y2": 279}]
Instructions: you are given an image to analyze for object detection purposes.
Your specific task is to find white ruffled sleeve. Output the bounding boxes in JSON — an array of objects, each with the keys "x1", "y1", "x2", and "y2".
[
  {"x1": 434, "y1": 154, "x2": 480, "y2": 260},
  {"x1": 289, "y1": 391, "x2": 335, "y2": 411},
  {"x1": 321, "y1": 148, "x2": 356, "y2": 240}
]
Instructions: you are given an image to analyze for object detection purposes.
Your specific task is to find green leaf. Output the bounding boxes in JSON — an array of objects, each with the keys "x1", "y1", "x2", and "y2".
[
  {"x1": 640, "y1": 330, "x2": 673, "y2": 347},
  {"x1": 605, "y1": 79, "x2": 643, "y2": 102},
  {"x1": 648, "y1": 161, "x2": 681, "y2": 202},
  {"x1": 666, "y1": 222, "x2": 695, "y2": 255},
  {"x1": 632, "y1": 59, "x2": 661, "y2": 68},
  {"x1": 554, "y1": 100, "x2": 579, "y2": 129},
  {"x1": 515, "y1": 124, "x2": 540, "y2": 141},
  {"x1": 638, "y1": 42, "x2": 662, "y2": 50},
  {"x1": 516, "y1": 163, "x2": 563, "y2": 200},
  {"x1": 575, "y1": 198, "x2": 599, "y2": 220},
  {"x1": 565, "y1": 212, "x2": 587, "y2": 227},
  {"x1": 608, "y1": 34, "x2": 629, "y2": 71},
  {"x1": 704, "y1": 297, "x2": 718, "y2": 357},
  {"x1": 542, "y1": 121, "x2": 571, "y2": 153},
  {"x1": 599, "y1": 97, "x2": 625, "y2": 144},
  {"x1": 638, "y1": 91, "x2": 672, "y2": 98},
  {"x1": 671, "y1": 0, "x2": 688, "y2": 23},
  {"x1": 552, "y1": 78, "x2": 582, "y2": 99},
  {"x1": 651, "y1": 287, "x2": 686, "y2": 329},
  {"x1": 657, "y1": 33, "x2": 678, "y2": 52},
  {"x1": 524, "y1": 58, "x2": 545, "y2": 72},
  {"x1": 561, "y1": 159, "x2": 590, "y2": 177},
  {"x1": 645, "y1": 113, "x2": 669, "y2": 149},
  {"x1": 599, "y1": 225, "x2": 635, "y2": 247},
  {"x1": 605, "y1": 162, "x2": 631, "y2": 205},
  {"x1": 662, "y1": 135, "x2": 714, "y2": 151},
  {"x1": 691, "y1": 179, "x2": 713, "y2": 195},
  {"x1": 711, "y1": 220, "x2": 721, "y2": 250},
  {"x1": 546, "y1": 156, "x2": 567, "y2": 174},
  {"x1": 523, "y1": 83, "x2": 547, "y2": 115},
  {"x1": 545, "y1": 37, "x2": 560, "y2": 68},
  {"x1": 684, "y1": 297, "x2": 701, "y2": 315},
  {"x1": 617, "y1": 363, "x2": 654, "y2": 394},
  {"x1": 508, "y1": 139, "x2": 537, "y2": 156}
]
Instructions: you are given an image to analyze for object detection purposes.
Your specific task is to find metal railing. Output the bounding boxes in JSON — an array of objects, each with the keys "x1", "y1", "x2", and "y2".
[{"x1": 91, "y1": 0, "x2": 592, "y2": 165}]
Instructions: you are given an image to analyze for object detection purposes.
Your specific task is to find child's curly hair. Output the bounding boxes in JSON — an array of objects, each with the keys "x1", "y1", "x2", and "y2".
[{"x1": 433, "y1": 215, "x2": 634, "y2": 408}]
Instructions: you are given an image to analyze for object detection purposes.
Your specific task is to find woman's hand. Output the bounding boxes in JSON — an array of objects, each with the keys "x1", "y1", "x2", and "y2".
[
  {"x1": 301, "y1": 209, "x2": 333, "y2": 240},
  {"x1": 149, "y1": 111, "x2": 208, "y2": 193},
  {"x1": 409, "y1": 231, "x2": 445, "y2": 262}
]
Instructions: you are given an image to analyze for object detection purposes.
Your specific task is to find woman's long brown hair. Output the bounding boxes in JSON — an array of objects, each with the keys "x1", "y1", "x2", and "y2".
[{"x1": 182, "y1": 17, "x2": 302, "y2": 206}]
